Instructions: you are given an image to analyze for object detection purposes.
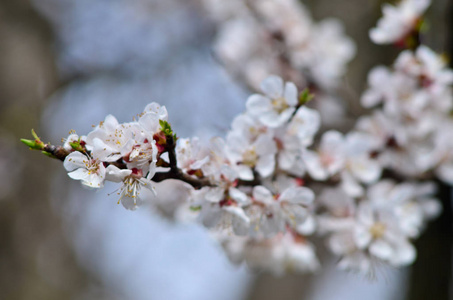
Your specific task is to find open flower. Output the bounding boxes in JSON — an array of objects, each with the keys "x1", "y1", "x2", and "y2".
[
  {"x1": 248, "y1": 185, "x2": 314, "y2": 238},
  {"x1": 246, "y1": 76, "x2": 298, "y2": 128},
  {"x1": 63, "y1": 151, "x2": 106, "y2": 188},
  {"x1": 106, "y1": 165, "x2": 156, "y2": 210}
]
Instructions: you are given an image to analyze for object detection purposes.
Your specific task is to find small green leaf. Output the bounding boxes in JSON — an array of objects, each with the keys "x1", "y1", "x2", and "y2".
[
  {"x1": 31, "y1": 129, "x2": 40, "y2": 140},
  {"x1": 159, "y1": 120, "x2": 174, "y2": 138},
  {"x1": 190, "y1": 206, "x2": 202, "y2": 212}
]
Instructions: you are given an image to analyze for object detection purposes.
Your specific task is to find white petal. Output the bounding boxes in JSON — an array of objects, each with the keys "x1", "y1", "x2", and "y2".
[
  {"x1": 223, "y1": 206, "x2": 250, "y2": 224},
  {"x1": 303, "y1": 150, "x2": 328, "y2": 180},
  {"x1": 280, "y1": 187, "x2": 314, "y2": 205},
  {"x1": 260, "y1": 75, "x2": 284, "y2": 98},
  {"x1": 64, "y1": 152, "x2": 88, "y2": 172},
  {"x1": 391, "y1": 241, "x2": 416, "y2": 266},
  {"x1": 369, "y1": 240, "x2": 393, "y2": 260},
  {"x1": 139, "y1": 112, "x2": 160, "y2": 133},
  {"x1": 354, "y1": 224, "x2": 372, "y2": 249},
  {"x1": 236, "y1": 165, "x2": 254, "y2": 181},
  {"x1": 253, "y1": 186, "x2": 274, "y2": 205},
  {"x1": 284, "y1": 82, "x2": 298, "y2": 106},
  {"x1": 246, "y1": 94, "x2": 271, "y2": 116},
  {"x1": 229, "y1": 187, "x2": 249, "y2": 204},
  {"x1": 67, "y1": 168, "x2": 88, "y2": 181},
  {"x1": 256, "y1": 154, "x2": 275, "y2": 178},
  {"x1": 105, "y1": 165, "x2": 132, "y2": 182}
]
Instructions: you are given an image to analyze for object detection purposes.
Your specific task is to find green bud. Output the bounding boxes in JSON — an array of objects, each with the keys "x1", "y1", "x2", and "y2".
[
  {"x1": 21, "y1": 138, "x2": 38, "y2": 149},
  {"x1": 70, "y1": 141, "x2": 84, "y2": 151},
  {"x1": 299, "y1": 88, "x2": 314, "y2": 105},
  {"x1": 41, "y1": 151, "x2": 56, "y2": 158}
]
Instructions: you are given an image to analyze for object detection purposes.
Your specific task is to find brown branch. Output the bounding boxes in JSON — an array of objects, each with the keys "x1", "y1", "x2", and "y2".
[{"x1": 42, "y1": 144, "x2": 70, "y2": 161}]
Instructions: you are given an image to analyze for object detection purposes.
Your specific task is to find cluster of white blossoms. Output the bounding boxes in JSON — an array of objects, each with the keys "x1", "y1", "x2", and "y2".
[
  {"x1": 63, "y1": 103, "x2": 167, "y2": 209},
  {"x1": 25, "y1": 0, "x2": 451, "y2": 277},
  {"x1": 202, "y1": 0, "x2": 356, "y2": 91},
  {"x1": 359, "y1": 46, "x2": 453, "y2": 181},
  {"x1": 370, "y1": 0, "x2": 430, "y2": 44},
  {"x1": 55, "y1": 74, "x2": 442, "y2": 275}
]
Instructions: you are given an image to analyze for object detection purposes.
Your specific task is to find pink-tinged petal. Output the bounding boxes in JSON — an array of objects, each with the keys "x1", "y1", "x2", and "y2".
[
  {"x1": 260, "y1": 75, "x2": 284, "y2": 98},
  {"x1": 284, "y1": 82, "x2": 298, "y2": 106},
  {"x1": 253, "y1": 186, "x2": 274, "y2": 205},
  {"x1": 256, "y1": 154, "x2": 275, "y2": 178},
  {"x1": 280, "y1": 187, "x2": 314, "y2": 205},
  {"x1": 246, "y1": 94, "x2": 271, "y2": 116}
]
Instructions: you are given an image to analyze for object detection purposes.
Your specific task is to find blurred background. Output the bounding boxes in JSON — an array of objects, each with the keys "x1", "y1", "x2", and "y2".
[{"x1": 0, "y1": 0, "x2": 451, "y2": 299}]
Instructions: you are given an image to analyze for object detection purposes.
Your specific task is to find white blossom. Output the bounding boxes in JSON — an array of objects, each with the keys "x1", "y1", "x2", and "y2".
[
  {"x1": 370, "y1": 0, "x2": 430, "y2": 44},
  {"x1": 63, "y1": 151, "x2": 106, "y2": 188}
]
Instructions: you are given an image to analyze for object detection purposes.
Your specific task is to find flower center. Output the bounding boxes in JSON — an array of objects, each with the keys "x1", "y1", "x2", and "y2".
[
  {"x1": 272, "y1": 97, "x2": 289, "y2": 114},
  {"x1": 242, "y1": 148, "x2": 258, "y2": 166},
  {"x1": 369, "y1": 222, "x2": 386, "y2": 239},
  {"x1": 84, "y1": 159, "x2": 100, "y2": 175}
]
